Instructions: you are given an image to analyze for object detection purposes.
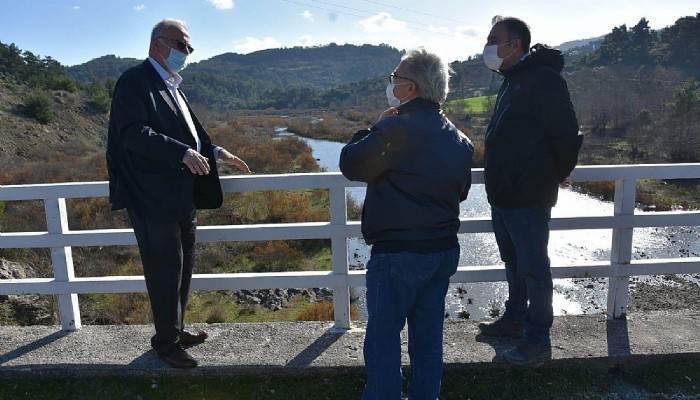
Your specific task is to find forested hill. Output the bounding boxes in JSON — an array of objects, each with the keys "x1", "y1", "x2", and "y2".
[
  {"x1": 66, "y1": 55, "x2": 142, "y2": 83},
  {"x1": 579, "y1": 13, "x2": 700, "y2": 75},
  {"x1": 65, "y1": 43, "x2": 403, "y2": 110}
]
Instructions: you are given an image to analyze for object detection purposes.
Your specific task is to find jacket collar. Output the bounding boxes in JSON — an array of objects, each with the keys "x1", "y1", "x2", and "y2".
[
  {"x1": 398, "y1": 97, "x2": 441, "y2": 113},
  {"x1": 147, "y1": 57, "x2": 183, "y2": 88},
  {"x1": 142, "y1": 60, "x2": 169, "y2": 91}
]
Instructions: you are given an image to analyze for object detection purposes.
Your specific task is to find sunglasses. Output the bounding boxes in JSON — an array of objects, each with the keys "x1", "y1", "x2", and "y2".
[
  {"x1": 387, "y1": 73, "x2": 415, "y2": 85},
  {"x1": 158, "y1": 36, "x2": 194, "y2": 54}
]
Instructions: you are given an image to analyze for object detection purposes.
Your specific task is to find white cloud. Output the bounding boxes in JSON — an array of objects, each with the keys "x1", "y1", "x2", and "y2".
[
  {"x1": 207, "y1": 0, "x2": 234, "y2": 10},
  {"x1": 427, "y1": 26, "x2": 450, "y2": 35},
  {"x1": 455, "y1": 26, "x2": 479, "y2": 37},
  {"x1": 301, "y1": 10, "x2": 314, "y2": 22},
  {"x1": 133, "y1": 4, "x2": 146, "y2": 12},
  {"x1": 298, "y1": 35, "x2": 314, "y2": 47},
  {"x1": 72, "y1": 5, "x2": 80, "y2": 10},
  {"x1": 234, "y1": 36, "x2": 281, "y2": 54},
  {"x1": 358, "y1": 12, "x2": 407, "y2": 33}
]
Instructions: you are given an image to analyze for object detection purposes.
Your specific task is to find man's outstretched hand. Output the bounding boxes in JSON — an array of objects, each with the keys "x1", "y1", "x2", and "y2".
[{"x1": 218, "y1": 148, "x2": 252, "y2": 174}]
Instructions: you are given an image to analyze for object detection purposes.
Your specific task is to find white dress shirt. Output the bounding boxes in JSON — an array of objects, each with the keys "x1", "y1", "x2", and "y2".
[{"x1": 148, "y1": 57, "x2": 202, "y2": 153}]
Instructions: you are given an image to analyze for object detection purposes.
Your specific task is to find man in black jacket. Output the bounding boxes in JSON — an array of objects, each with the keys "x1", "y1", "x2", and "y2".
[
  {"x1": 106, "y1": 19, "x2": 250, "y2": 368},
  {"x1": 340, "y1": 48, "x2": 473, "y2": 399},
  {"x1": 477, "y1": 17, "x2": 583, "y2": 365}
]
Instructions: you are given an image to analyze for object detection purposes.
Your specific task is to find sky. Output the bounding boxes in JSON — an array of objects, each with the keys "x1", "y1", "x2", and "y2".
[{"x1": 1, "y1": 0, "x2": 698, "y2": 66}]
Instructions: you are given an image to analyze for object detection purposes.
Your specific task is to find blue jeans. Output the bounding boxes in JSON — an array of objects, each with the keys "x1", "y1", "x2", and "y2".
[
  {"x1": 362, "y1": 247, "x2": 460, "y2": 400},
  {"x1": 491, "y1": 207, "x2": 553, "y2": 345}
]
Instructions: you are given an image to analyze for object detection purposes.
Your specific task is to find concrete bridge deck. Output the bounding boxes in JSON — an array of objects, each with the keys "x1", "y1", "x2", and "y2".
[{"x1": 0, "y1": 309, "x2": 698, "y2": 377}]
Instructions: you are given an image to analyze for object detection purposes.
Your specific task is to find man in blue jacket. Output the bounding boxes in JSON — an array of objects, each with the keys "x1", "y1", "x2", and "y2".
[
  {"x1": 340, "y1": 48, "x2": 473, "y2": 400},
  {"x1": 478, "y1": 16, "x2": 583, "y2": 365}
]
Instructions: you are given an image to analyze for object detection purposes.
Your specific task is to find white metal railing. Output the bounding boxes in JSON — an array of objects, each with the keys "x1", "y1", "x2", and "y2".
[{"x1": 1, "y1": 164, "x2": 700, "y2": 331}]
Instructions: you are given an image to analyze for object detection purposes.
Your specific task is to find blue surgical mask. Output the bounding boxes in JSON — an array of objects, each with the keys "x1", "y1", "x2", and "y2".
[{"x1": 161, "y1": 42, "x2": 188, "y2": 72}]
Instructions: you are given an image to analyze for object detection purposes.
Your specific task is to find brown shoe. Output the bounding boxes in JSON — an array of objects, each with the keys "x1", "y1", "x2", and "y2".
[
  {"x1": 158, "y1": 344, "x2": 198, "y2": 369},
  {"x1": 180, "y1": 329, "x2": 208, "y2": 348}
]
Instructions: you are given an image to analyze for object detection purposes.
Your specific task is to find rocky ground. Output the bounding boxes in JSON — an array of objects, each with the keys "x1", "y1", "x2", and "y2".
[
  {"x1": 630, "y1": 276, "x2": 700, "y2": 313},
  {"x1": 0, "y1": 259, "x2": 53, "y2": 325},
  {"x1": 233, "y1": 288, "x2": 333, "y2": 312}
]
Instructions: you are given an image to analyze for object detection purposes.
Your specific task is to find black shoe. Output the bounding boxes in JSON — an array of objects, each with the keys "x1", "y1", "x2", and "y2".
[
  {"x1": 501, "y1": 341, "x2": 552, "y2": 366},
  {"x1": 180, "y1": 330, "x2": 208, "y2": 348},
  {"x1": 478, "y1": 318, "x2": 524, "y2": 338},
  {"x1": 157, "y1": 344, "x2": 198, "y2": 369}
]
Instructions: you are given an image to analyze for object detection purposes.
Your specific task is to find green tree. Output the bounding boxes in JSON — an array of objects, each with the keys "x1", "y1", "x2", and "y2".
[
  {"x1": 24, "y1": 92, "x2": 54, "y2": 124},
  {"x1": 86, "y1": 80, "x2": 111, "y2": 113},
  {"x1": 598, "y1": 24, "x2": 630, "y2": 64},
  {"x1": 630, "y1": 18, "x2": 655, "y2": 63}
]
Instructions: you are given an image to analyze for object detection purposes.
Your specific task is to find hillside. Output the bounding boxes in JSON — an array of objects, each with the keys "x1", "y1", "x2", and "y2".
[
  {"x1": 0, "y1": 43, "x2": 109, "y2": 168},
  {"x1": 557, "y1": 36, "x2": 604, "y2": 53},
  {"x1": 66, "y1": 55, "x2": 142, "y2": 83},
  {"x1": 0, "y1": 79, "x2": 108, "y2": 165},
  {"x1": 67, "y1": 43, "x2": 403, "y2": 110}
]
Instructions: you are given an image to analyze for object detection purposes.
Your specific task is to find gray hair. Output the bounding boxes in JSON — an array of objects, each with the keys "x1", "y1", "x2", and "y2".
[
  {"x1": 151, "y1": 19, "x2": 188, "y2": 41},
  {"x1": 399, "y1": 48, "x2": 450, "y2": 104}
]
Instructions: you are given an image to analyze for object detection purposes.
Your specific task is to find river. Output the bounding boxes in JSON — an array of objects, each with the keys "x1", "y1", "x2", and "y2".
[{"x1": 279, "y1": 129, "x2": 700, "y2": 321}]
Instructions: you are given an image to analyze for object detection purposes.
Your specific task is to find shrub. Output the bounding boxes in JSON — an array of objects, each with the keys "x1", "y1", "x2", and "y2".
[
  {"x1": 23, "y1": 92, "x2": 54, "y2": 124},
  {"x1": 86, "y1": 80, "x2": 111, "y2": 113},
  {"x1": 252, "y1": 241, "x2": 305, "y2": 272},
  {"x1": 44, "y1": 74, "x2": 79, "y2": 93},
  {"x1": 573, "y1": 181, "x2": 615, "y2": 201},
  {"x1": 205, "y1": 305, "x2": 227, "y2": 323}
]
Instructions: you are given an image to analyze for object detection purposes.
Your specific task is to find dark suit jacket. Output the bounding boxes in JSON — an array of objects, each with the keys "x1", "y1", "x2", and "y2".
[{"x1": 106, "y1": 60, "x2": 223, "y2": 222}]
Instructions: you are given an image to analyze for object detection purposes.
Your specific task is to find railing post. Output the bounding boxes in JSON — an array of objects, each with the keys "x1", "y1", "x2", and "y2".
[
  {"x1": 44, "y1": 197, "x2": 81, "y2": 331},
  {"x1": 607, "y1": 179, "x2": 635, "y2": 319},
  {"x1": 330, "y1": 184, "x2": 351, "y2": 331}
]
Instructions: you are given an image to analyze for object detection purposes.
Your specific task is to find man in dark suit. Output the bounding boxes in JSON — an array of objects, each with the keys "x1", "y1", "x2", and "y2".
[{"x1": 106, "y1": 19, "x2": 250, "y2": 368}]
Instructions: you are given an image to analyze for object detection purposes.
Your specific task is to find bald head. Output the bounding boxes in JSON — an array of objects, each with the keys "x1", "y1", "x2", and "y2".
[
  {"x1": 149, "y1": 19, "x2": 193, "y2": 75},
  {"x1": 151, "y1": 19, "x2": 189, "y2": 42}
]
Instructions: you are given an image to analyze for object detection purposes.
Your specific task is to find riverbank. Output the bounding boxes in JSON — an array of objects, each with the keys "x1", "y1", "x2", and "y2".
[{"x1": 278, "y1": 108, "x2": 700, "y2": 212}]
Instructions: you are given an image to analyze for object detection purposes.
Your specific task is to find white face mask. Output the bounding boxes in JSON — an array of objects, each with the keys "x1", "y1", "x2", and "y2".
[
  {"x1": 386, "y1": 82, "x2": 409, "y2": 108},
  {"x1": 483, "y1": 40, "x2": 515, "y2": 71}
]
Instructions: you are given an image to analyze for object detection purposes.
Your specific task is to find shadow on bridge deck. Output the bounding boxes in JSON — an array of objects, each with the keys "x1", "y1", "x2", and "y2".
[{"x1": 0, "y1": 310, "x2": 698, "y2": 377}]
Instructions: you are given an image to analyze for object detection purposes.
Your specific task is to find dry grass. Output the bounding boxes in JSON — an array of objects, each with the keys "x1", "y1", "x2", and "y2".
[{"x1": 296, "y1": 301, "x2": 360, "y2": 321}]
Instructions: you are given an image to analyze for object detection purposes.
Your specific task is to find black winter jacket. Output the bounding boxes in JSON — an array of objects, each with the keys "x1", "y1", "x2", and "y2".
[
  {"x1": 485, "y1": 44, "x2": 582, "y2": 209},
  {"x1": 339, "y1": 98, "x2": 474, "y2": 245}
]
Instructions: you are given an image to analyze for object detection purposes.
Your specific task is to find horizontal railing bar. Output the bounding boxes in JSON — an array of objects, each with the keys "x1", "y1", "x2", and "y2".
[
  {"x1": 3, "y1": 259, "x2": 698, "y2": 295},
  {"x1": 0, "y1": 181, "x2": 110, "y2": 201},
  {"x1": 570, "y1": 163, "x2": 700, "y2": 182},
  {"x1": 219, "y1": 172, "x2": 349, "y2": 192},
  {"x1": 3, "y1": 212, "x2": 700, "y2": 249},
  {"x1": 0, "y1": 223, "x2": 340, "y2": 248},
  {"x1": 449, "y1": 262, "x2": 614, "y2": 282},
  {"x1": 3, "y1": 164, "x2": 700, "y2": 201},
  {"x1": 0, "y1": 272, "x2": 340, "y2": 295},
  {"x1": 626, "y1": 257, "x2": 700, "y2": 276}
]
